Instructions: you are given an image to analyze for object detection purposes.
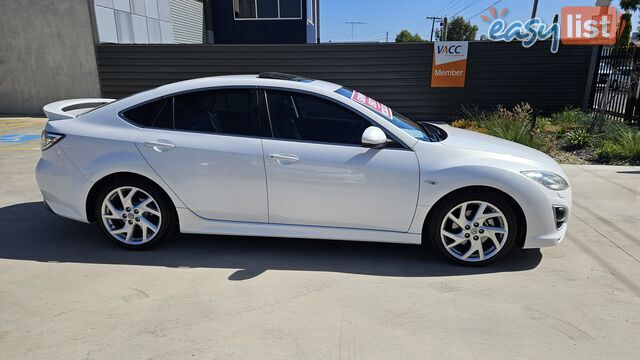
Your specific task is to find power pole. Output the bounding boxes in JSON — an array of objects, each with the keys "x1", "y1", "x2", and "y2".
[
  {"x1": 531, "y1": 0, "x2": 539, "y2": 19},
  {"x1": 386, "y1": 31, "x2": 389, "y2": 42},
  {"x1": 442, "y1": 17, "x2": 449, "y2": 41},
  {"x1": 426, "y1": 16, "x2": 442, "y2": 42},
  {"x1": 345, "y1": 21, "x2": 366, "y2": 42}
]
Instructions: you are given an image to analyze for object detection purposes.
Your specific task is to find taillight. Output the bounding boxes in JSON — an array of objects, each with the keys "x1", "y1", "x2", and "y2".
[{"x1": 41, "y1": 131, "x2": 64, "y2": 151}]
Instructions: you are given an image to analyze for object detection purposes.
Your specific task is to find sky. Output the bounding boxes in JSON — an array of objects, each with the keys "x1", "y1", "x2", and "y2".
[{"x1": 319, "y1": 0, "x2": 639, "y2": 43}]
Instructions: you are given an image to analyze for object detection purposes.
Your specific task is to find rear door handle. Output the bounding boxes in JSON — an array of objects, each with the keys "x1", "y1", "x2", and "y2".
[
  {"x1": 269, "y1": 153, "x2": 299, "y2": 164},
  {"x1": 144, "y1": 139, "x2": 176, "y2": 152}
]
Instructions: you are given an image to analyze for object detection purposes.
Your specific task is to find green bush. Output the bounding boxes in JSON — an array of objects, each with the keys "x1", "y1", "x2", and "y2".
[
  {"x1": 550, "y1": 108, "x2": 590, "y2": 134},
  {"x1": 551, "y1": 108, "x2": 590, "y2": 126},
  {"x1": 596, "y1": 130, "x2": 640, "y2": 162},
  {"x1": 473, "y1": 103, "x2": 550, "y2": 152},
  {"x1": 563, "y1": 128, "x2": 592, "y2": 150}
]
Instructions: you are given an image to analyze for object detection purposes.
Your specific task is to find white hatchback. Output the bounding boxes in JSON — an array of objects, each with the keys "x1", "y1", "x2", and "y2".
[{"x1": 36, "y1": 73, "x2": 571, "y2": 265}]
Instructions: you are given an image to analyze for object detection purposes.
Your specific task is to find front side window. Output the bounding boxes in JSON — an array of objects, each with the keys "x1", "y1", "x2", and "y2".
[
  {"x1": 234, "y1": 0, "x2": 302, "y2": 19},
  {"x1": 335, "y1": 87, "x2": 447, "y2": 142},
  {"x1": 265, "y1": 90, "x2": 371, "y2": 145}
]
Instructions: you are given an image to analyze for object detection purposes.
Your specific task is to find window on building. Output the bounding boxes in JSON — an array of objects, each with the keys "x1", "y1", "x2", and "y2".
[
  {"x1": 280, "y1": 0, "x2": 302, "y2": 18},
  {"x1": 258, "y1": 0, "x2": 278, "y2": 18},
  {"x1": 234, "y1": 0, "x2": 256, "y2": 19},
  {"x1": 266, "y1": 90, "x2": 371, "y2": 145},
  {"x1": 234, "y1": 0, "x2": 302, "y2": 20}
]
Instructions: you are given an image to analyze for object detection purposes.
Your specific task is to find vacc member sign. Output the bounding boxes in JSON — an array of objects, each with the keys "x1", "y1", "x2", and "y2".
[{"x1": 431, "y1": 41, "x2": 469, "y2": 87}]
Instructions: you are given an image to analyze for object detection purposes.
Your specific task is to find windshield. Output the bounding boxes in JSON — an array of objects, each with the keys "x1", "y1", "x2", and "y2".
[{"x1": 335, "y1": 87, "x2": 446, "y2": 142}]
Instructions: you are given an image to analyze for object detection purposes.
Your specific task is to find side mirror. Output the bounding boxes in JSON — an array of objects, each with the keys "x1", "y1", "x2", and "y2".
[{"x1": 361, "y1": 126, "x2": 387, "y2": 149}]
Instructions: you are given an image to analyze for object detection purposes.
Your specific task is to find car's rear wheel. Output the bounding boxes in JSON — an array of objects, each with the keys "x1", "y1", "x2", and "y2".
[
  {"x1": 426, "y1": 190, "x2": 518, "y2": 265},
  {"x1": 94, "y1": 179, "x2": 176, "y2": 249}
]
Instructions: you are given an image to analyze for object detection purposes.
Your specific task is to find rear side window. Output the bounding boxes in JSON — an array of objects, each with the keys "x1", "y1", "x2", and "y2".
[
  {"x1": 121, "y1": 89, "x2": 261, "y2": 137},
  {"x1": 122, "y1": 99, "x2": 165, "y2": 127},
  {"x1": 173, "y1": 89, "x2": 260, "y2": 136}
]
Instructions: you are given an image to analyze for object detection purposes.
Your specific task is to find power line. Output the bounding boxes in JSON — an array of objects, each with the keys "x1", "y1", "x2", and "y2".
[
  {"x1": 468, "y1": 0, "x2": 505, "y2": 21},
  {"x1": 446, "y1": 0, "x2": 478, "y2": 17},
  {"x1": 460, "y1": 0, "x2": 505, "y2": 40},
  {"x1": 437, "y1": 0, "x2": 464, "y2": 17},
  {"x1": 450, "y1": 0, "x2": 486, "y2": 18}
]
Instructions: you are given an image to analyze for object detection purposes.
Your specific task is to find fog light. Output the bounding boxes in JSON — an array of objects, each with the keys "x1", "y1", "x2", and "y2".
[{"x1": 553, "y1": 205, "x2": 568, "y2": 229}]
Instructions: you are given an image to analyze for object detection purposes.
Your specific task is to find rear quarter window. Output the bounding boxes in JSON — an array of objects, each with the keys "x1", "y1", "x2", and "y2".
[{"x1": 121, "y1": 99, "x2": 165, "y2": 127}]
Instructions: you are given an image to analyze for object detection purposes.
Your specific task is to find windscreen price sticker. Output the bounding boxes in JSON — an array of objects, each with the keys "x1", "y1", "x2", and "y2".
[{"x1": 351, "y1": 90, "x2": 393, "y2": 119}]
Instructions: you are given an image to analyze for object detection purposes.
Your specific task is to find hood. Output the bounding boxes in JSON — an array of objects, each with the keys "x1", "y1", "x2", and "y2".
[{"x1": 439, "y1": 126, "x2": 562, "y2": 171}]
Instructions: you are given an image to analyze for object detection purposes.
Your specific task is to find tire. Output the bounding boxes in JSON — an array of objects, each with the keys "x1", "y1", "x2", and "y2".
[
  {"x1": 94, "y1": 178, "x2": 177, "y2": 250},
  {"x1": 425, "y1": 189, "x2": 518, "y2": 266}
]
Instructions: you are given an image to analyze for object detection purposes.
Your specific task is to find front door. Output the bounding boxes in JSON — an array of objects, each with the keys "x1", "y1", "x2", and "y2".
[{"x1": 262, "y1": 90, "x2": 420, "y2": 232}]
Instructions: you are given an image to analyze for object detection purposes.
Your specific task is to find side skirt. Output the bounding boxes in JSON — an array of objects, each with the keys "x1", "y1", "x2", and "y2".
[{"x1": 177, "y1": 208, "x2": 422, "y2": 244}]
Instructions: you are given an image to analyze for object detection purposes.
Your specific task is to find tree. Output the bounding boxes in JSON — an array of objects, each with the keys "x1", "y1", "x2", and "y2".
[
  {"x1": 395, "y1": 29, "x2": 425, "y2": 43},
  {"x1": 620, "y1": 0, "x2": 640, "y2": 11},
  {"x1": 435, "y1": 16, "x2": 478, "y2": 41},
  {"x1": 616, "y1": 12, "x2": 632, "y2": 46}
]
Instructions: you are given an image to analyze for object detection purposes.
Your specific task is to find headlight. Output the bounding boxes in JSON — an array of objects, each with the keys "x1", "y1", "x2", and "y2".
[
  {"x1": 41, "y1": 131, "x2": 64, "y2": 151},
  {"x1": 521, "y1": 170, "x2": 569, "y2": 191}
]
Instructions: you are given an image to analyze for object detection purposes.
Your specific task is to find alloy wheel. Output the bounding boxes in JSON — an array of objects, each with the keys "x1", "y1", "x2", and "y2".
[
  {"x1": 101, "y1": 186, "x2": 162, "y2": 245},
  {"x1": 440, "y1": 201, "x2": 509, "y2": 262}
]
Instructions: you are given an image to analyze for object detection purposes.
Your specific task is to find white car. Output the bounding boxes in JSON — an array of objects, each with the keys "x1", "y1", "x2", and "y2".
[{"x1": 36, "y1": 73, "x2": 571, "y2": 265}]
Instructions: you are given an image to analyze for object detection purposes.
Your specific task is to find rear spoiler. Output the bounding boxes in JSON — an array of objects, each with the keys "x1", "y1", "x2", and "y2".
[{"x1": 43, "y1": 98, "x2": 115, "y2": 120}]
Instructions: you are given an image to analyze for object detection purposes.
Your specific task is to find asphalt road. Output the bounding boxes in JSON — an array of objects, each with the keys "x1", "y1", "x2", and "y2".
[{"x1": 1, "y1": 118, "x2": 639, "y2": 359}]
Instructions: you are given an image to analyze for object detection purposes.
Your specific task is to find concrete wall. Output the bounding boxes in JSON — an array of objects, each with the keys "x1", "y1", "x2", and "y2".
[{"x1": 0, "y1": 0, "x2": 101, "y2": 115}]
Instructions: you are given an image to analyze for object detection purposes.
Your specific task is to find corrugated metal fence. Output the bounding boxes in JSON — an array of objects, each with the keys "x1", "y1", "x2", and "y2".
[{"x1": 96, "y1": 41, "x2": 594, "y2": 121}]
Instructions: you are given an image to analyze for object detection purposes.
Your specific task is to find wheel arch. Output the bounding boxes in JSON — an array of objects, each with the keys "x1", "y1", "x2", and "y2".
[
  {"x1": 85, "y1": 172, "x2": 179, "y2": 224},
  {"x1": 422, "y1": 185, "x2": 527, "y2": 248}
]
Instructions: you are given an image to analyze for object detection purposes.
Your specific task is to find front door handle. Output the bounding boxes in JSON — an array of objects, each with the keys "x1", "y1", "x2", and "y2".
[
  {"x1": 269, "y1": 153, "x2": 299, "y2": 164},
  {"x1": 144, "y1": 139, "x2": 176, "y2": 152}
]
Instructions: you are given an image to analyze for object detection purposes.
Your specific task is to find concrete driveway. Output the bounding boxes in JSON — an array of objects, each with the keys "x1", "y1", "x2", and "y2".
[{"x1": 0, "y1": 118, "x2": 639, "y2": 359}]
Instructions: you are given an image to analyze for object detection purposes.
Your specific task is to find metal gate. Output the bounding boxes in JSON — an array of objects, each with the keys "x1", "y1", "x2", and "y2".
[{"x1": 590, "y1": 46, "x2": 640, "y2": 125}]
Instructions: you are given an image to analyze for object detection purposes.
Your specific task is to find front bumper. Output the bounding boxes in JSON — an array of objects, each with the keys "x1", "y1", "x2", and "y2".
[{"x1": 522, "y1": 187, "x2": 572, "y2": 249}]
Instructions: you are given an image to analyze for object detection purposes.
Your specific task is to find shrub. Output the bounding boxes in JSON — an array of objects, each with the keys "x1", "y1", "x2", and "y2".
[
  {"x1": 595, "y1": 130, "x2": 640, "y2": 162},
  {"x1": 473, "y1": 103, "x2": 550, "y2": 151},
  {"x1": 451, "y1": 119, "x2": 479, "y2": 129},
  {"x1": 551, "y1": 108, "x2": 590, "y2": 125},
  {"x1": 550, "y1": 108, "x2": 590, "y2": 134},
  {"x1": 451, "y1": 119, "x2": 488, "y2": 133},
  {"x1": 595, "y1": 142, "x2": 621, "y2": 162},
  {"x1": 460, "y1": 105, "x2": 490, "y2": 124},
  {"x1": 563, "y1": 128, "x2": 593, "y2": 150}
]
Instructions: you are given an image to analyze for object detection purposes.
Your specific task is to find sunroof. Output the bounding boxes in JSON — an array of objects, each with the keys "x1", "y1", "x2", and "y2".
[{"x1": 258, "y1": 72, "x2": 313, "y2": 82}]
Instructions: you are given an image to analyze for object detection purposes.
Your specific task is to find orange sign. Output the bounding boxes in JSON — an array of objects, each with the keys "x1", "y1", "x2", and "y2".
[
  {"x1": 561, "y1": 6, "x2": 619, "y2": 46},
  {"x1": 431, "y1": 41, "x2": 468, "y2": 88}
]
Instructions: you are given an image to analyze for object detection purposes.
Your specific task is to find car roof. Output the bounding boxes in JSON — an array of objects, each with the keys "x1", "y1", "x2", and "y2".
[{"x1": 152, "y1": 74, "x2": 343, "y2": 96}]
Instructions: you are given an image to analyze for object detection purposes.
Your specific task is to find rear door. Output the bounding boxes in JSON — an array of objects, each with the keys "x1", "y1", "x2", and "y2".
[
  {"x1": 261, "y1": 89, "x2": 420, "y2": 232},
  {"x1": 131, "y1": 88, "x2": 269, "y2": 222}
]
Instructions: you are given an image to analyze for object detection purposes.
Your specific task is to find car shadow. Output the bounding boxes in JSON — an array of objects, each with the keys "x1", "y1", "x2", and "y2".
[{"x1": 0, "y1": 202, "x2": 542, "y2": 280}]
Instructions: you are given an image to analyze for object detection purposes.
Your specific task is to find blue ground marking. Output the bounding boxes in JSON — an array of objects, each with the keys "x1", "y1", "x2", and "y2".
[{"x1": 0, "y1": 134, "x2": 40, "y2": 143}]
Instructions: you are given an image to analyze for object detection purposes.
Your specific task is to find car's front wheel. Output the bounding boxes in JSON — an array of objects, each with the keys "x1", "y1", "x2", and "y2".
[
  {"x1": 94, "y1": 179, "x2": 176, "y2": 249},
  {"x1": 426, "y1": 190, "x2": 518, "y2": 265}
]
